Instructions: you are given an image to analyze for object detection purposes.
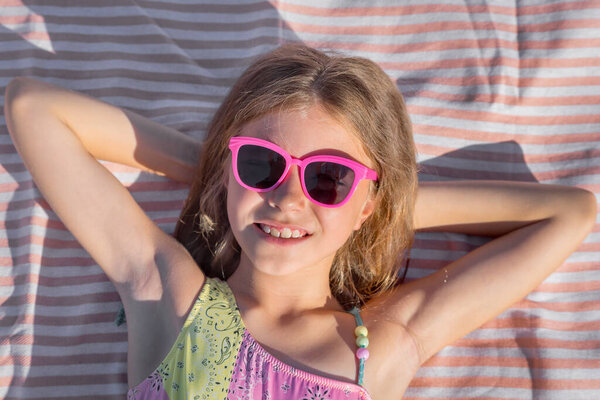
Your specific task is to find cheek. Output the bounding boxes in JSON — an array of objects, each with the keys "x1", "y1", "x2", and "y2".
[
  {"x1": 226, "y1": 173, "x2": 263, "y2": 234},
  {"x1": 320, "y1": 182, "x2": 372, "y2": 230},
  {"x1": 318, "y1": 206, "x2": 360, "y2": 242},
  {"x1": 226, "y1": 174, "x2": 246, "y2": 232}
]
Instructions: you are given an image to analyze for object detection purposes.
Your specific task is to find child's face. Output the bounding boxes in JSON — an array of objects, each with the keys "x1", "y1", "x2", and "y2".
[{"x1": 226, "y1": 104, "x2": 376, "y2": 277}]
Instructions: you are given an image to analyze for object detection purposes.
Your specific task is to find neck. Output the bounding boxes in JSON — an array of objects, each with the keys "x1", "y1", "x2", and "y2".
[{"x1": 226, "y1": 252, "x2": 344, "y2": 321}]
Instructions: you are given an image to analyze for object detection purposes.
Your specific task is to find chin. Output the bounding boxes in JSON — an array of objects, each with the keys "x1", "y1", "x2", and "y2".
[{"x1": 247, "y1": 255, "x2": 306, "y2": 276}]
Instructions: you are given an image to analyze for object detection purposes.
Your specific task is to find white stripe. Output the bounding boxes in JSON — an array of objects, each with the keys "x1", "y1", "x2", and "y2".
[
  {"x1": 0, "y1": 383, "x2": 127, "y2": 397},
  {"x1": 98, "y1": 96, "x2": 221, "y2": 111},
  {"x1": 465, "y1": 327, "x2": 600, "y2": 341},
  {"x1": 0, "y1": 206, "x2": 182, "y2": 227},
  {"x1": 7, "y1": 282, "x2": 117, "y2": 297},
  {"x1": 3, "y1": 343, "x2": 127, "y2": 357},
  {"x1": 0, "y1": 183, "x2": 189, "y2": 203},
  {"x1": 0, "y1": 40, "x2": 275, "y2": 61},
  {"x1": 0, "y1": 302, "x2": 123, "y2": 317},
  {"x1": 1, "y1": 21, "x2": 283, "y2": 39},
  {"x1": 0, "y1": 266, "x2": 106, "y2": 279},
  {"x1": 415, "y1": 141, "x2": 600, "y2": 157},
  {"x1": 1, "y1": 5, "x2": 275, "y2": 22},
  {"x1": 416, "y1": 156, "x2": 600, "y2": 175},
  {"x1": 410, "y1": 115, "x2": 600, "y2": 135},
  {"x1": 542, "y1": 270, "x2": 600, "y2": 284},
  {"x1": 527, "y1": 290, "x2": 600, "y2": 303},
  {"x1": 407, "y1": 96, "x2": 600, "y2": 117},
  {"x1": 415, "y1": 366, "x2": 600, "y2": 379},
  {"x1": 400, "y1": 82, "x2": 600, "y2": 99},
  {"x1": 583, "y1": 231, "x2": 600, "y2": 242},
  {"x1": 404, "y1": 386, "x2": 600, "y2": 400},
  {"x1": 293, "y1": 29, "x2": 600, "y2": 52},
  {"x1": 6, "y1": 321, "x2": 126, "y2": 336},
  {"x1": 437, "y1": 345, "x2": 600, "y2": 358},
  {"x1": 388, "y1": 63, "x2": 600, "y2": 79},
  {"x1": 407, "y1": 264, "x2": 599, "y2": 289},
  {"x1": 248, "y1": 10, "x2": 523, "y2": 27},
  {"x1": 0, "y1": 362, "x2": 125, "y2": 378}
]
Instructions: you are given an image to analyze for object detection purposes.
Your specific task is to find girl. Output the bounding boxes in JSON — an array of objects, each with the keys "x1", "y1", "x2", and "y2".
[{"x1": 4, "y1": 44, "x2": 596, "y2": 399}]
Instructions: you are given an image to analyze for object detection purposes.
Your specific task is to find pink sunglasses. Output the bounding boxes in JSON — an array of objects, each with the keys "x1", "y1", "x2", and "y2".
[{"x1": 228, "y1": 136, "x2": 378, "y2": 208}]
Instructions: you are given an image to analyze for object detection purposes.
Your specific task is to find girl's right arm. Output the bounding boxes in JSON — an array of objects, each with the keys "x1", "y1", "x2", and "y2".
[{"x1": 4, "y1": 77, "x2": 204, "y2": 310}]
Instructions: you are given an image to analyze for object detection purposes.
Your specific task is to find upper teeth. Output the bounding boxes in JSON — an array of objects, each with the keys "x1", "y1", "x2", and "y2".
[{"x1": 260, "y1": 224, "x2": 307, "y2": 239}]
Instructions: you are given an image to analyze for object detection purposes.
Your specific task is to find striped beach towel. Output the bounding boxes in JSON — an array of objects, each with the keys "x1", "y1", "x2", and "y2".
[{"x1": 1, "y1": 1, "x2": 598, "y2": 399}]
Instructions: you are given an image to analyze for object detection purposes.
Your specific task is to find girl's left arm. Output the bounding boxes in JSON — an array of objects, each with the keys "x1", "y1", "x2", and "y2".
[{"x1": 376, "y1": 180, "x2": 596, "y2": 365}]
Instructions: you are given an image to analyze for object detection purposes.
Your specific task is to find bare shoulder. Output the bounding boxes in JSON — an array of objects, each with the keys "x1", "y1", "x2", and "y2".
[
  {"x1": 121, "y1": 232, "x2": 206, "y2": 388},
  {"x1": 361, "y1": 295, "x2": 422, "y2": 397}
]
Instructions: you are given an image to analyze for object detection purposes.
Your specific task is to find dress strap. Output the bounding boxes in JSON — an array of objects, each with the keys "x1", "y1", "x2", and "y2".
[{"x1": 348, "y1": 306, "x2": 370, "y2": 387}]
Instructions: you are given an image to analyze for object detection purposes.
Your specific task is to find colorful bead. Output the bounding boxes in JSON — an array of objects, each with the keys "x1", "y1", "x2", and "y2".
[
  {"x1": 356, "y1": 336, "x2": 369, "y2": 348},
  {"x1": 354, "y1": 325, "x2": 368, "y2": 337},
  {"x1": 356, "y1": 347, "x2": 370, "y2": 360},
  {"x1": 349, "y1": 307, "x2": 368, "y2": 387}
]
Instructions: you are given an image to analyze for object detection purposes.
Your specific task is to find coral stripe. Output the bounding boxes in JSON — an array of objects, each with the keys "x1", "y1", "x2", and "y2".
[
  {"x1": 286, "y1": 19, "x2": 600, "y2": 36},
  {"x1": 485, "y1": 317, "x2": 600, "y2": 331},
  {"x1": 452, "y1": 337, "x2": 600, "y2": 350},
  {"x1": 0, "y1": 14, "x2": 46, "y2": 24},
  {"x1": 302, "y1": 38, "x2": 600, "y2": 56},
  {"x1": 423, "y1": 356, "x2": 600, "y2": 369},
  {"x1": 409, "y1": 376, "x2": 600, "y2": 389},
  {"x1": 405, "y1": 90, "x2": 600, "y2": 107}
]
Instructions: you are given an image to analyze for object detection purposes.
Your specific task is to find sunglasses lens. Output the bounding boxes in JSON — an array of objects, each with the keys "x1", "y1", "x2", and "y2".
[
  {"x1": 237, "y1": 145, "x2": 286, "y2": 189},
  {"x1": 305, "y1": 162, "x2": 355, "y2": 205}
]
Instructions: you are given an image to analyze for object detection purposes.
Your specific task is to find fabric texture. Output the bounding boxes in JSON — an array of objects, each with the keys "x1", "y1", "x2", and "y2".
[
  {"x1": 127, "y1": 278, "x2": 371, "y2": 400},
  {"x1": 1, "y1": 1, "x2": 598, "y2": 399},
  {"x1": 127, "y1": 277, "x2": 245, "y2": 400}
]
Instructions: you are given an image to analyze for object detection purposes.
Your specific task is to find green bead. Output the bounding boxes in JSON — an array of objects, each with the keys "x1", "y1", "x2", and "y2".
[
  {"x1": 356, "y1": 336, "x2": 369, "y2": 348},
  {"x1": 354, "y1": 325, "x2": 368, "y2": 337}
]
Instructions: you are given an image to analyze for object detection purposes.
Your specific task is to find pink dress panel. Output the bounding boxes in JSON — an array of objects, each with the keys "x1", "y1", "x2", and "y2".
[
  {"x1": 127, "y1": 371, "x2": 171, "y2": 400},
  {"x1": 227, "y1": 330, "x2": 372, "y2": 400}
]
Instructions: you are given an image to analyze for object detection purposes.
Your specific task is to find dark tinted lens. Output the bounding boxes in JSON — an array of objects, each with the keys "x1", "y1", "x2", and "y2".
[
  {"x1": 237, "y1": 145, "x2": 286, "y2": 189},
  {"x1": 304, "y1": 162, "x2": 355, "y2": 205}
]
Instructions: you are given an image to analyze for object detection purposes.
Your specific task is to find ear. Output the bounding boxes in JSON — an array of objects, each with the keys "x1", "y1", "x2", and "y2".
[{"x1": 353, "y1": 194, "x2": 376, "y2": 231}]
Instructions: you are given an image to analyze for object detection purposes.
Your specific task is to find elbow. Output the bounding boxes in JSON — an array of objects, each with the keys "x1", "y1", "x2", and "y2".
[
  {"x1": 5, "y1": 77, "x2": 41, "y2": 118},
  {"x1": 5, "y1": 76, "x2": 55, "y2": 111},
  {"x1": 5, "y1": 76, "x2": 40, "y2": 104},
  {"x1": 577, "y1": 188, "x2": 597, "y2": 217},
  {"x1": 5, "y1": 77, "x2": 50, "y2": 138},
  {"x1": 568, "y1": 188, "x2": 597, "y2": 232}
]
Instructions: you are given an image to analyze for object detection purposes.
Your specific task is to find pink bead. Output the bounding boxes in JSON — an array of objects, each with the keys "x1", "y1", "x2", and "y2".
[{"x1": 356, "y1": 347, "x2": 370, "y2": 360}]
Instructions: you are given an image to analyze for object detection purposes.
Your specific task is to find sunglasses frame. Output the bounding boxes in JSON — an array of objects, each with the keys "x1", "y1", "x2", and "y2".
[{"x1": 228, "y1": 136, "x2": 378, "y2": 208}]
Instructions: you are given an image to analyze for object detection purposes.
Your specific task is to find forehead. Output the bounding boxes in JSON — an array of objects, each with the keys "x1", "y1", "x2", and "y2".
[{"x1": 237, "y1": 105, "x2": 371, "y2": 165}]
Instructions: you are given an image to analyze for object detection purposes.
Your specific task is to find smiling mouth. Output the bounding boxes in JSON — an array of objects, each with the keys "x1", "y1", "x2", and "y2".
[{"x1": 255, "y1": 223, "x2": 310, "y2": 239}]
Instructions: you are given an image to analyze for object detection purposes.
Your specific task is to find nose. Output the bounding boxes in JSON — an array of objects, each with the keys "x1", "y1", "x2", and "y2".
[{"x1": 264, "y1": 165, "x2": 307, "y2": 211}]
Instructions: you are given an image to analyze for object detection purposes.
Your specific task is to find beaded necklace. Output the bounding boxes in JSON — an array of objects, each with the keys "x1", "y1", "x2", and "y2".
[{"x1": 348, "y1": 306, "x2": 369, "y2": 387}]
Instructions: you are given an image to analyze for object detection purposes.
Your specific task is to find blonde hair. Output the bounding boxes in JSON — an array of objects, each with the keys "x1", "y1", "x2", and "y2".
[{"x1": 174, "y1": 44, "x2": 418, "y2": 309}]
